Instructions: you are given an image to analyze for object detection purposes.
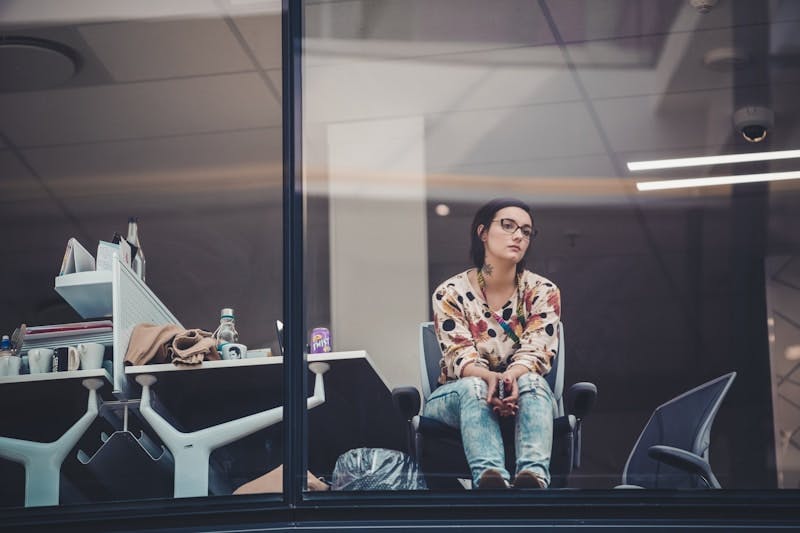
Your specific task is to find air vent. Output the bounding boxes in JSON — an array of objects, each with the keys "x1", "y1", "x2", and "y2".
[{"x1": 0, "y1": 37, "x2": 78, "y2": 92}]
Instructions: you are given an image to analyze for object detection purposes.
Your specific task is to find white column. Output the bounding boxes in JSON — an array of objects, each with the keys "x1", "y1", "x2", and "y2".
[{"x1": 326, "y1": 117, "x2": 427, "y2": 391}]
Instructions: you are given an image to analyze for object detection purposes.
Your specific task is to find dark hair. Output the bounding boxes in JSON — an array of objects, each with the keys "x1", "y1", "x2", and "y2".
[{"x1": 469, "y1": 198, "x2": 534, "y2": 275}]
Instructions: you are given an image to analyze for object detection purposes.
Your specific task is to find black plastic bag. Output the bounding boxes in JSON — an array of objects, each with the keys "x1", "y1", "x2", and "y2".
[{"x1": 331, "y1": 448, "x2": 427, "y2": 490}]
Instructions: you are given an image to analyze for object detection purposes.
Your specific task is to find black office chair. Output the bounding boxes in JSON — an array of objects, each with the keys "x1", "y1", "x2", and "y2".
[
  {"x1": 392, "y1": 322, "x2": 596, "y2": 489},
  {"x1": 618, "y1": 372, "x2": 736, "y2": 489}
]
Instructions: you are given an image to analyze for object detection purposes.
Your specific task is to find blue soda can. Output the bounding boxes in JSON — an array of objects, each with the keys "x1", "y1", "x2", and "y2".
[{"x1": 309, "y1": 327, "x2": 332, "y2": 353}]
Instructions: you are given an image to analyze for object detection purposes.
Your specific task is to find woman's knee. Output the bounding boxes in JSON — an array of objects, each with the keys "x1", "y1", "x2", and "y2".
[
  {"x1": 454, "y1": 376, "x2": 488, "y2": 400},
  {"x1": 517, "y1": 373, "x2": 555, "y2": 404},
  {"x1": 428, "y1": 376, "x2": 487, "y2": 404}
]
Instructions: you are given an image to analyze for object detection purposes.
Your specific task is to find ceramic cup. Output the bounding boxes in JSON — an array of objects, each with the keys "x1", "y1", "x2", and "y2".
[
  {"x1": 28, "y1": 348, "x2": 54, "y2": 373},
  {"x1": 0, "y1": 355, "x2": 21, "y2": 376},
  {"x1": 77, "y1": 343, "x2": 105, "y2": 370},
  {"x1": 53, "y1": 346, "x2": 80, "y2": 372},
  {"x1": 221, "y1": 343, "x2": 247, "y2": 360}
]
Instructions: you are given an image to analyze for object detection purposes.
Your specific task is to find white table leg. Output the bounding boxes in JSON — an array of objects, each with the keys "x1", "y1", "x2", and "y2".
[
  {"x1": 136, "y1": 362, "x2": 329, "y2": 498},
  {"x1": 0, "y1": 378, "x2": 103, "y2": 507}
]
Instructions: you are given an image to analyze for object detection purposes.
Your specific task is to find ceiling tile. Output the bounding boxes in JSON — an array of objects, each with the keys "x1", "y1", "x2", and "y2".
[
  {"x1": 595, "y1": 81, "x2": 800, "y2": 157},
  {"x1": 266, "y1": 69, "x2": 281, "y2": 98},
  {"x1": 303, "y1": 0, "x2": 554, "y2": 67},
  {"x1": 78, "y1": 18, "x2": 255, "y2": 81},
  {"x1": 572, "y1": 22, "x2": 800, "y2": 100},
  {"x1": 307, "y1": 0, "x2": 553, "y2": 45},
  {"x1": 426, "y1": 102, "x2": 604, "y2": 171},
  {"x1": 305, "y1": 47, "x2": 578, "y2": 125},
  {"x1": 592, "y1": 89, "x2": 735, "y2": 154},
  {"x1": 0, "y1": 1, "x2": 225, "y2": 27},
  {"x1": 0, "y1": 150, "x2": 54, "y2": 216},
  {"x1": 547, "y1": 0, "x2": 798, "y2": 43},
  {"x1": 0, "y1": 73, "x2": 280, "y2": 147},
  {"x1": 547, "y1": 0, "x2": 682, "y2": 42},
  {"x1": 23, "y1": 128, "x2": 282, "y2": 215},
  {"x1": 232, "y1": 13, "x2": 282, "y2": 70},
  {"x1": 570, "y1": 31, "x2": 718, "y2": 99}
]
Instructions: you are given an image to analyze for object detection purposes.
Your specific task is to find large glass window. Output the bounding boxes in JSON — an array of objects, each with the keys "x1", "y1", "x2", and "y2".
[
  {"x1": 3, "y1": 0, "x2": 800, "y2": 522},
  {"x1": 301, "y1": 0, "x2": 800, "y2": 492},
  {"x1": 0, "y1": 2, "x2": 285, "y2": 508}
]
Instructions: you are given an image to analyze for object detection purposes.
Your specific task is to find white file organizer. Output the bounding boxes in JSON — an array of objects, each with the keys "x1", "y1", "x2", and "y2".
[{"x1": 111, "y1": 258, "x2": 182, "y2": 397}]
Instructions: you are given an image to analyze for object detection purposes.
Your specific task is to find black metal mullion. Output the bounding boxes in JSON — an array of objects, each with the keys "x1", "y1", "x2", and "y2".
[{"x1": 282, "y1": 0, "x2": 305, "y2": 508}]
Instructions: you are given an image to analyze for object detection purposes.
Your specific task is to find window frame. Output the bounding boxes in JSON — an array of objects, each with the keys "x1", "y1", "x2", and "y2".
[{"x1": 4, "y1": 0, "x2": 800, "y2": 528}]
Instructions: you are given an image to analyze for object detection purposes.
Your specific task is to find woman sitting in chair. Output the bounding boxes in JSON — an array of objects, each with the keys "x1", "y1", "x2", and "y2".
[{"x1": 426, "y1": 198, "x2": 560, "y2": 489}]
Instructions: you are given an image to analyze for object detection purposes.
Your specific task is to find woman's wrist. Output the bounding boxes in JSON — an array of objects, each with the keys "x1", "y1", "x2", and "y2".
[
  {"x1": 503, "y1": 364, "x2": 531, "y2": 380},
  {"x1": 461, "y1": 361, "x2": 494, "y2": 380}
]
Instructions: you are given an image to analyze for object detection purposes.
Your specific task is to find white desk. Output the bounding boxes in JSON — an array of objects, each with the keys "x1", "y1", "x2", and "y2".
[
  {"x1": 125, "y1": 355, "x2": 329, "y2": 498},
  {"x1": 121, "y1": 351, "x2": 405, "y2": 496},
  {"x1": 0, "y1": 368, "x2": 112, "y2": 387},
  {"x1": 0, "y1": 351, "x2": 406, "y2": 504}
]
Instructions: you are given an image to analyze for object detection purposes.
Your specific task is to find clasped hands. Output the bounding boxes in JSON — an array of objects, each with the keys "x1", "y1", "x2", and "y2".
[
  {"x1": 462, "y1": 362, "x2": 525, "y2": 417},
  {"x1": 486, "y1": 371, "x2": 518, "y2": 417}
]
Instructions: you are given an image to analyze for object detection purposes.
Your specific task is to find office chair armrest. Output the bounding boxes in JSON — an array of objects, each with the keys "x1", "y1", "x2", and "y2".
[
  {"x1": 566, "y1": 382, "x2": 597, "y2": 420},
  {"x1": 553, "y1": 414, "x2": 576, "y2": 436},
  {"x1": 391, "y1": 387, "x2": 421, "y2": 420},
  {"x1": 647, "y1": 445, "x2": 720, "y2": 488}
]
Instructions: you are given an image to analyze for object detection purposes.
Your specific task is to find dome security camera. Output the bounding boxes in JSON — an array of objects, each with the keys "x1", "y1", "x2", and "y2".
[
  {"x1": 690, "y1": 0, "x2": 718, "y2": 14},
  {"x1": 733, "y1": 106, "x2": 774, "y2": 143}
]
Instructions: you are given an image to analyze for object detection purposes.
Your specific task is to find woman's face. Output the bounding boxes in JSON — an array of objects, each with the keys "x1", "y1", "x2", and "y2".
[{"x1": 479, "y1": 206, "x2": 533, "y2": 265}]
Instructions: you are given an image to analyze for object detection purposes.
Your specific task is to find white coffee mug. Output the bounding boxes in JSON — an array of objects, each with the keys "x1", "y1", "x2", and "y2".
[
  {"x1": 77, "y1": 343, "x2": 105, "y2": 370},
  {"x1": 27, "y1": 348, "x2": 54, "y2": 373},
  {"x1": 0, "y1": 355, "x2": 21, "y2": 376},
  {"x1": 68, "y1": 346, "x2": 81, "y2": 371},
  {"x1": 221, "y1": 343, "x2": 247, "y2": 360}
]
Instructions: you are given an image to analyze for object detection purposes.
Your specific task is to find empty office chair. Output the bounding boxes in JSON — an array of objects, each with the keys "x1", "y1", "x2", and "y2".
[
  {"x1": 618, "y1": 372, "x2": 736, "y2": 489},
  {"x1": 392, "y1": 322, "x2": 596, "y2": 489}
]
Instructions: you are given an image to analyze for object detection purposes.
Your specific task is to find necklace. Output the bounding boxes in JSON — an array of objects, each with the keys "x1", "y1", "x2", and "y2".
[{"x1": 476, "y1": 269, "x2": 527, "y2": 347}]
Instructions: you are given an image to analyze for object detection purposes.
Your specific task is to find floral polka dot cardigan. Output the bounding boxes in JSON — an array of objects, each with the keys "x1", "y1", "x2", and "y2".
[{"x1": 432, "y1": 268, "x2": 561, "y2": 384}]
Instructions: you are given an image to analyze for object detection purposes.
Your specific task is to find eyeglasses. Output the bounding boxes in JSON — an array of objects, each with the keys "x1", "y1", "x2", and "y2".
[{"x1": 493, "y1": 218, "x2": 537, "y2": 240}]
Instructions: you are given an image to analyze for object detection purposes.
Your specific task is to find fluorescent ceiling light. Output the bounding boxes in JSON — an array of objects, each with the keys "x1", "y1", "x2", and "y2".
[
  {"x1": 636, "y1": 170, "x2": 800, "y2": 191},
  {"x1": 627, "y1": 149, "x2": 800, "y2": 171}
]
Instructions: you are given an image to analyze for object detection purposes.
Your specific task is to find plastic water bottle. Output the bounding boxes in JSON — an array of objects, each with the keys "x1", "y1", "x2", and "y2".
[
  {"x1": 127, "y1": 217, "x2": 146, "y2": 281},
  {"x1": 0, "y1": 335, "x2": 10, "y2": 351},
  {"x1": 215, "y1": 308, "x2": 239, "y2": 346}
]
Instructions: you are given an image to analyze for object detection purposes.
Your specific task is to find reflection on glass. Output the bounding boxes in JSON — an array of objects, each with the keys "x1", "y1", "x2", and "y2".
[
  {"x1": 0, "y1": 2, "x2": 284, "y2": 507},
  {"x1": 302, "y1": 0, "x2": 800, "y2": 491}
]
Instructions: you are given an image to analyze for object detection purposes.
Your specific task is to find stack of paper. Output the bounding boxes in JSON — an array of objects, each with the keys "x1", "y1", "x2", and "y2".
[{"x1": 21, "y1": 320, "x2": 113, "y2": 352}]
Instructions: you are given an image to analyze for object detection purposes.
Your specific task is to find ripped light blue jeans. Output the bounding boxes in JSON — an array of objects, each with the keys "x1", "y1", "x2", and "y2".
[{"x1": 422, "y1": 373, "x2": 556, "y2": 487}]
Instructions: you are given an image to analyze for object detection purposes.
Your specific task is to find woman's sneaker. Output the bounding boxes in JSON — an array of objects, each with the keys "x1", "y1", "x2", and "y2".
[
  {"x1": 513, "y1": 470, "x2": 547, "y2": 489},
  {"x1": 477, "y1": 468, "x2": 509, "y2": 489}
]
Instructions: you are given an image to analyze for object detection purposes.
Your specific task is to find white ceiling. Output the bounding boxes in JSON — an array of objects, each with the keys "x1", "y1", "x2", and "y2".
[
  {"x1": 0, "y1": 0, "x2": 799, "y2": 338},
  {"x1": 2, "y1": 1, "x2": 799, "y2": 200}
]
